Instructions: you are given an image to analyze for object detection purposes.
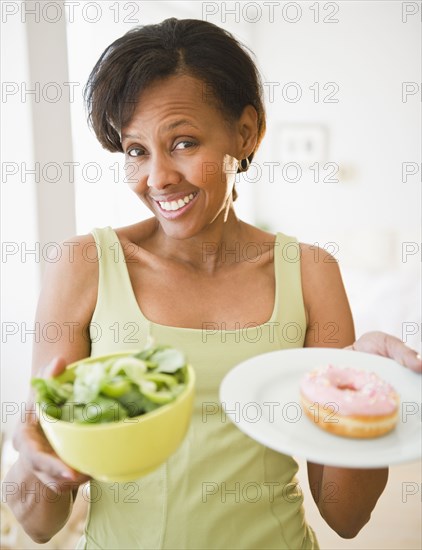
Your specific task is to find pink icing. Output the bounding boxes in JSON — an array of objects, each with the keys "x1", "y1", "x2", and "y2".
[{"x1": 300, "y1": 365, "x2": 398, "y2": 416}]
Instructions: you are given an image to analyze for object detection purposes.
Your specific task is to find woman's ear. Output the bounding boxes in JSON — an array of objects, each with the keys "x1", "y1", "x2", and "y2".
[{"x1": 237, "y1": 104, "x2": 258, "y2": 157}]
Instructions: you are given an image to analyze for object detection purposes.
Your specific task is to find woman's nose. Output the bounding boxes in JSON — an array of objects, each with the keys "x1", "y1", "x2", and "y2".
[{"x1": 146, "y1": 154, "x2": 182, "y2": 190}]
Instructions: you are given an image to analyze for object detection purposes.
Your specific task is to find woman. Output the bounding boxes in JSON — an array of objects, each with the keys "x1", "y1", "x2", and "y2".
[{"x1": 4, "y1": 18, "x2": 421, "y2": 549}]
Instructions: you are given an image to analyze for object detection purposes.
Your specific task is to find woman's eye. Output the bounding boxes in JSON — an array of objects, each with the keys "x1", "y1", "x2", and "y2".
[
  {"x1": 174, "y1": 140, "x2": 196, "y2": 150},
  {"x1": 127, "y1": 147, "x2": 144, "y2": 158}
]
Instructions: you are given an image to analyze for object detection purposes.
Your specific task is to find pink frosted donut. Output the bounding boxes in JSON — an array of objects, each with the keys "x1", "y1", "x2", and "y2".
[{"x1": 300, "y1": 365, "x2": 399, "y2": 438}]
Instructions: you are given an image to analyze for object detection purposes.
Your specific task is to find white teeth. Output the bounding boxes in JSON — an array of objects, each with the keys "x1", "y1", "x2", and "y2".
[{"x1": 158, "y1": 192, "x2": 196, "y2": 212}]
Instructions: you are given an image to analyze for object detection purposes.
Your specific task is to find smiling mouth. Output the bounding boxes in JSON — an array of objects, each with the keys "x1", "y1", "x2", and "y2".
[{"x1": 155, "y1": 192, "x2": 198, "y2": 212}]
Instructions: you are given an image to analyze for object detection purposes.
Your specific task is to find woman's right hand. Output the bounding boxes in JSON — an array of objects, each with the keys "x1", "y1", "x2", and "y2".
[{"x1": 13, "y1": 357, "x2": 91, "y2": 493}]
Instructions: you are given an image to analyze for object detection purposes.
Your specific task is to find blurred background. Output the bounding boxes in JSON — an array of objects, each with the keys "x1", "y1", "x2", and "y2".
[{"x1": 1, "y1": 1, "x2": 421, "y2": 548}]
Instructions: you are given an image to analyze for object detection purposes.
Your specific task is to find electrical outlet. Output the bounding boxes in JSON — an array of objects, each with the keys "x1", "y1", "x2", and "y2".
[{"x1": 279, "y1": 124, "x2": 327, "y2": 165}]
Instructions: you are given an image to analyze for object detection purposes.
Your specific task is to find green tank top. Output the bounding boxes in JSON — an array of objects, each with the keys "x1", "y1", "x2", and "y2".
[{"x1": 76, "y1": 226, "x2": 319, "y2": 550}]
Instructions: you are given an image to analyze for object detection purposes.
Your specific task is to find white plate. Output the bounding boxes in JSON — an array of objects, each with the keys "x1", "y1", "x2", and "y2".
[{"x1": 219, "y1": 348, "x2": 421, "y2": 468}]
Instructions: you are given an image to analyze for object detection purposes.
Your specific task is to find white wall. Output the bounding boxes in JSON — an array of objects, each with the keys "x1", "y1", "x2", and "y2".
[
  {"x1": 1, "y1": 0, "x2": 77, "y2": 436},
  {"x1": 1, "y1": 10, "x2": 40, "y2": 435},
  {"x1": 244, "y1": 2, "x2": 420, "y2": 247}
]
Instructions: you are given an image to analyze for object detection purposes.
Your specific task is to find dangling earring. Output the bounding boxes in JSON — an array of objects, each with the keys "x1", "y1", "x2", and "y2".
[{"x1": 238, "y1": 157, "x2": 250, "y2": 173}]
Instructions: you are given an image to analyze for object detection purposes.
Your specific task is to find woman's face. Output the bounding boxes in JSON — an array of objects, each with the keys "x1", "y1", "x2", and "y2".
[{"x1": 121, "y1": 74, "x2": 249, "y2": 239}]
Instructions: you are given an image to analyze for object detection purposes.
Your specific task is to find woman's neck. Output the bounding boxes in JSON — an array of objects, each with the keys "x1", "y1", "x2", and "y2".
[{"x1": 148, "y1": 208, "x2": 248, "y2": 274}]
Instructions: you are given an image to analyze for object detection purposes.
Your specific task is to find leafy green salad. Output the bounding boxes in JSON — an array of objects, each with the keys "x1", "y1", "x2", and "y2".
[{"x1": 31, "y1": 346, "x2": 188, "y2": 424}]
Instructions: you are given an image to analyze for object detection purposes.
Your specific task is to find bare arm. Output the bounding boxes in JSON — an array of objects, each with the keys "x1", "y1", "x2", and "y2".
[
  {"x1": 2, "y1": 234, "x2": 98, "y2": 543},
  {"x1": 300, "y1": 244, "x2": 388, "y2": 538}
]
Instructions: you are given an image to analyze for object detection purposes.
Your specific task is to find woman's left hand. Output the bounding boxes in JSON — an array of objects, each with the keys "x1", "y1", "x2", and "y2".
[{"x1": 345, "y1": 331, "x2": 421, "y2": 373}]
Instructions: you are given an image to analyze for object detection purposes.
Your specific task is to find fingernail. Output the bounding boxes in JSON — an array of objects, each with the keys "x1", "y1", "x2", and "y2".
[
  {"x1": 417, "y1": 353, "x2": 421, "y2": 361},
  {"x1": 61, "y1": 472, "x2": 74, "y2": 480}
]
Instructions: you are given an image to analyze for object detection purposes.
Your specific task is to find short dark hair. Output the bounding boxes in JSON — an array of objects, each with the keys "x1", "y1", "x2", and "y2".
[{"x1": 84, "y1": 18, "x2": 266, "y2": 199}]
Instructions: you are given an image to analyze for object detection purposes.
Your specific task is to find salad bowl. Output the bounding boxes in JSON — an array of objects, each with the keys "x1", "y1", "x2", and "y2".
[{"x1": 34, "y1": 348, "x2": 195, "y2": 482}]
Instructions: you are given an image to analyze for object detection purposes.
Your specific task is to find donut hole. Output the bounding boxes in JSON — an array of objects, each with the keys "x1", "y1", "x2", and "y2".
[{"x1": 337, "y1": 383, "x2": 357, "y2": 391}]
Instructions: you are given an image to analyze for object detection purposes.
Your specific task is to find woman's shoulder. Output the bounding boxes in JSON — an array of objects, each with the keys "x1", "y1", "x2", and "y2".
[
  {"x1": 298, "y1": 240, "x2": 347, "y2": 325},
  {"x1": 44, "y1": 232, "x2": 99, "y2": 293},
  {"x1": 36, "y1": 232, "x2": 100, "y2": 336},
  {"x1": 298, "y1": 241, "x2": 338, "y2": 274},
  {"x1": 41, "y1": 231, "x2": 98, "y2": 272},
  {"x1": 298, "y1": 241, "x2": 341, "y2": 299}
]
